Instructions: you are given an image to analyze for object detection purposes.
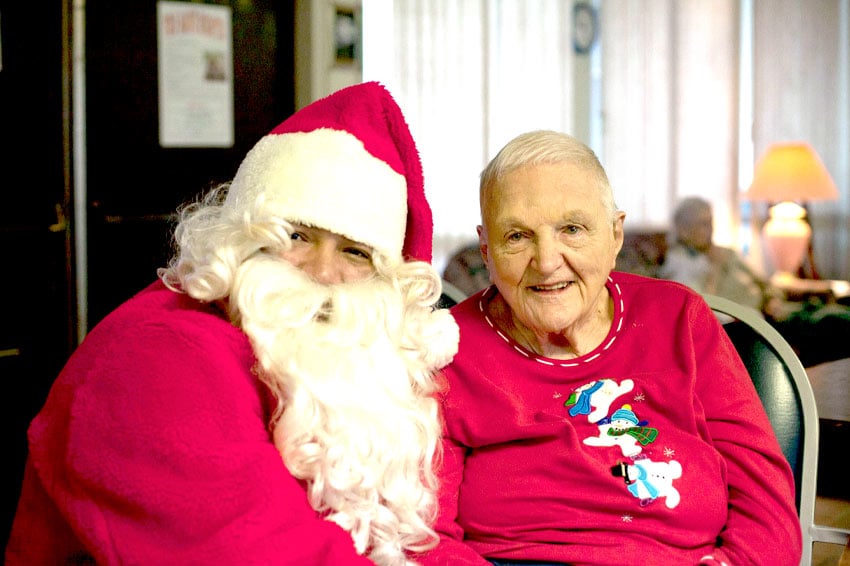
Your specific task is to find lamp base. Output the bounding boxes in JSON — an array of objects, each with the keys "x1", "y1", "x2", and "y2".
[{"x1": 762, "y1": 202, "x2": 811, "y2": 276}]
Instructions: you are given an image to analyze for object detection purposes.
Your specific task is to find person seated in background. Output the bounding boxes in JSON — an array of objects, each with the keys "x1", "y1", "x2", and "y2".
[
  {"x1": 659, "y1": 195, "x2": 850, "y2": 367},
  {"x1": 414, "y1": 130, "x2": 801, "y2": 565},
  {"x1": 5, "y1": 82, "x2": 459, "y2": 565},
  {"x1": 659, "y1": 196, "x2": 782, "y2": 317},
  {"x1": 442, "y1": 242, "x2": 491, "y2": 297}
]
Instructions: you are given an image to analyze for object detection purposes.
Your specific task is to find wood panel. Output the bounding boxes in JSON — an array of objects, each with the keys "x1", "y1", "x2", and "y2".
[
  {"x1": 0, "y1": 0, "x2": 295, "y2": 549},
  {"x1": 0, "y1": 0, "x2": 73, "y2": 550},
  {"x1": 85, "y1": 0, "x2": 295, "y2": 327}
]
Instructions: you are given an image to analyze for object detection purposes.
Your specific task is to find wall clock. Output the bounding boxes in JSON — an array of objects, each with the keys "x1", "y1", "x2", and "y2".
[{"x1": 572, "y1": 2, "x2": 598, "y2": 55}]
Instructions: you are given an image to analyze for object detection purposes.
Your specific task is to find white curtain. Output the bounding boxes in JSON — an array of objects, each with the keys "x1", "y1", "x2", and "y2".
[
  {"x1": 364, "y1": 0, "x2": 850, "y2": 280},
  {"x1": 363, "y1": 0, "x2": 577, "y2": 272},
  {"x1": 599, "y1": 0, "x2": 741, "y2": 247},
  {"x1": 751, "y1": 0, "x2": 850, "y2": 280}
]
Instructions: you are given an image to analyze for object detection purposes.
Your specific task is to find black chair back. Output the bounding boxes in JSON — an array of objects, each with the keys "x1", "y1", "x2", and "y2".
[{"x1": 720, "y1": 320, "x2": 805, "y2": 509}]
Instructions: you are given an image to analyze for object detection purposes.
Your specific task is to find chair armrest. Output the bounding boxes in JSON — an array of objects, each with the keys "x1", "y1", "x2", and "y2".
[
  {"x1": 811, "y1": 524, "x2": 850, "y2": 545},
  {"x1": 811, "y1": 524, "x2": 850, "y2": 566}
]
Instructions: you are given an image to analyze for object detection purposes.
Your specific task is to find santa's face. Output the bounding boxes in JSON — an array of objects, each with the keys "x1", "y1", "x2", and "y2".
[
  {"x1": 231, "y1": 253, "x2": 420, "y2": 426},
  {"x1": 232, "y1": 252, "x2": 439, "y2": 549},
  {"x1": 280, "y1": 223, "x2": 376, "y2": 284}
]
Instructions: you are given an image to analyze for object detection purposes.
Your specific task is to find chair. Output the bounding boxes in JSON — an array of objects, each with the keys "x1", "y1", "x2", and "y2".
[
  {"x1": 703, "y1": 293, "x2": 850, "y2": 566},
  {"x1": 437, "y1": 279, "x2": 468, "y2": 309},
  {"x1": 442, "y1": 243, "x2": 491, "y2": 298}
]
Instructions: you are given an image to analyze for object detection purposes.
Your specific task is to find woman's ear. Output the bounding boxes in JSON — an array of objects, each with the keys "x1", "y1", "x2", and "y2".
[
  {"x1": 477, "y1": 225, "x2": 489, "y2": 264},
  {"x1": 611, "y1": 212, "x2": 626, "y2": 268}
]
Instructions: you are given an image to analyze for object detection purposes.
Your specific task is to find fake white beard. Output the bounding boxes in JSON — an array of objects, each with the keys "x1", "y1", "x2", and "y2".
[{"x1": 232, "y1": 255, "x2": 441, "y2": 561}]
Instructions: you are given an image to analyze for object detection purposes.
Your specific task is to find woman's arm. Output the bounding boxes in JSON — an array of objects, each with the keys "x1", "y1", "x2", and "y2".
[
  {"x1": 690, "y1": 298, "x2": 802, "y2": 565},
  {"x1": 414, "y1": 437, "x2": 489, "y2": 565}
]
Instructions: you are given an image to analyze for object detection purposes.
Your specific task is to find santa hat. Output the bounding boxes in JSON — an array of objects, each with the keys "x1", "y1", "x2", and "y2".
[{"x1": 225, "y1": 81, "x2": 432, "y2": 263}]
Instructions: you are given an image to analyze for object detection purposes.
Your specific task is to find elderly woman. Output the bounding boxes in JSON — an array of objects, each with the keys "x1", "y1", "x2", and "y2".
[{"x1": 416, "y1": 130, "x2": 801, "y2": 566}]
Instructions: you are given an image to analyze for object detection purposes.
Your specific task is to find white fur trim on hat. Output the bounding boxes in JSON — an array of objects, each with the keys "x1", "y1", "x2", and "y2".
[{"x1": 226, "y1": 128, "x2": 408, "y2": 261}]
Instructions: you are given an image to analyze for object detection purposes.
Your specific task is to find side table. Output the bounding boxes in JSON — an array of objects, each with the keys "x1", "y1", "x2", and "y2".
[
  {"x1": 770, "y1": 274, "x2": 850, "y2": 303},
  {"x1": 805, "y1": 358, "x2": 850, "y2": 501}
]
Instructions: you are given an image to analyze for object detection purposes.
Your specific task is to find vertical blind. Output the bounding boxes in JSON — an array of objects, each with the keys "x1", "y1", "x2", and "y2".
[{"x1": 364, "y1": 0, "x2": 849, "y2": 280}]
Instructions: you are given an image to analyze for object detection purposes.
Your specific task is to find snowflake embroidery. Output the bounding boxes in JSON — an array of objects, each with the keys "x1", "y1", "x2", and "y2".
[
  {"x1": 664, "y1": 447, "x2": 676, "y2": 457},
  {"x1": 633, "y1": 392, "x2": 646, "y2": 402},
  {"x1": 553, "y1": 392, "x2": 563, "y2": 399},
  {"x1": 621, "y1": 514, "x2": 634, "y2": 523}
]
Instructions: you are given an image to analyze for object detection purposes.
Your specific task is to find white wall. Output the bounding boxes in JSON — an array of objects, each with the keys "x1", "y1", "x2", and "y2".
[
  {"x1": 296, "y1": 1, "x2": 594, "y2": 273},
  {"x1": 295, "y1": 0, "x2": 363, "y2": 110}
]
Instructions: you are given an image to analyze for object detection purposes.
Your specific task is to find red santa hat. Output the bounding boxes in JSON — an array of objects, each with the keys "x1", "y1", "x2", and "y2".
[{"x1": 225, "y1": 81, "x2": 432, "y2": 263}]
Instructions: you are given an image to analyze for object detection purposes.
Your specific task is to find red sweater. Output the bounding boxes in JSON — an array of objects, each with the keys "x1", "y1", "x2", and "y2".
[
  {"x1": 417, "y1": 272, "x2": 801, "y2": 566},
  {"x1": 5, "y1": 281, "x2": 371, "y2": 565}
]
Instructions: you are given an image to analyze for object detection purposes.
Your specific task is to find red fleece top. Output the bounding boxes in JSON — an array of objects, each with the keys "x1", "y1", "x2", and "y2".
[
  {"x1": 416, "y1": 272, "x2": 801, "y2": 566},
  {"x1": 5, "y1": 281, "x2": 371, "y2": 565}
]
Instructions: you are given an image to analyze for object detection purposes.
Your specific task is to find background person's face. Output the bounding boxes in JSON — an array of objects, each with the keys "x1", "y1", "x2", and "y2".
[
  {"x1": 678, "y1": 207, "x2": 713, "y2": 252},
  {"x1": 479, "y1": 162, "x2": 623, "y2": 336},
  {"x1": 280, "y1": 224, "x2": 376, "y2": 284}
]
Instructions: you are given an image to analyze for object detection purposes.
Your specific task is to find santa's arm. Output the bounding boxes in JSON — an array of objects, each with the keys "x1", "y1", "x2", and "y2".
[{"x1": 13, "y1": 317, "x2": 372, "y2": 565}]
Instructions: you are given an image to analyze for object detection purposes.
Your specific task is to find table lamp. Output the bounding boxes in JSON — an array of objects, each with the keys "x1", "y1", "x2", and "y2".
[{"x1": 744, "y1": 142, "x2": 839, "y2": 281}]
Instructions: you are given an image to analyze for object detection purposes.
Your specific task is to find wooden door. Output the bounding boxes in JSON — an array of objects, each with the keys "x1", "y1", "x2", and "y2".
[
  {"x1": 0, "y1": 0, "x2": 294, "y2": 549},
  {"x1": 0, "y1": 0, "x2": 75, "y2": 550},
  {"x1": 85, "y1": 0, "x2": 294, "y2": 328}
]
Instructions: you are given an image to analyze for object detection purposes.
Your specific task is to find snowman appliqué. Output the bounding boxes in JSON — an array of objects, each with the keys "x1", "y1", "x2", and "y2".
[
  {"x1": 584, "y1": 404, "x2": 658, "y2": 458},
  {"x1": 611, "y1": 457, "x2": 683, "y2": 509},
  {"x1": 566, "y1": 380, "x2": 683, "y2": 510}
]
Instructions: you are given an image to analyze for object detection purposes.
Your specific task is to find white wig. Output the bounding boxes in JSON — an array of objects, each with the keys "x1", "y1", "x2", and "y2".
[{"x1": 159, "y1": 184, "x2": 459, "y2": 564}]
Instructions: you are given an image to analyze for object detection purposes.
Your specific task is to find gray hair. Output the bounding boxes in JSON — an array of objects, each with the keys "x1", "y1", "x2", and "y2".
[
  {"x1": 672, "y1": 196, "x2": 712, "y2": 228},
  {"x1": 479, "y1": 130, "x2": 618, "y2": 219}
]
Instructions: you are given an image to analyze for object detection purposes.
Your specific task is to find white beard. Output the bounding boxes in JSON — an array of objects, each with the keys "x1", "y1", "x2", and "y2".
[{"x1": 231, "y1": 254, "x2": 447, "y2": 564}]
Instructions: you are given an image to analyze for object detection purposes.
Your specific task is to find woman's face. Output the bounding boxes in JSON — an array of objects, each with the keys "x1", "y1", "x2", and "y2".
[
  {"x1": 479, "y1": 162, "x2": 624, "y2": 337},
  {"x1": 280, "y1": 224, "x2": 376, "y2": 284}
]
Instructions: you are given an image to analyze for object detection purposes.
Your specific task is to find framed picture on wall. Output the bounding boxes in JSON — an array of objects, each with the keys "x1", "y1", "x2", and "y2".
[
  {"x1": 334, "y1": 6, "x2": 360, "y2": 65},
  {"x1": 572, "y1": 2, "x2": 598, "y2": 55}
]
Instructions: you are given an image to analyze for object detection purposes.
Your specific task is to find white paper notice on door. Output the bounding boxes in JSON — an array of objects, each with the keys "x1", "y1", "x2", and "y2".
[{"x1": 157, "y1": 1, "x2": 233, "y2": 148}]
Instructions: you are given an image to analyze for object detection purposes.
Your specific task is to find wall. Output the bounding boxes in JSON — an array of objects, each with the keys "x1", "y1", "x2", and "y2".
[
  {"x1": 1, "y1": 0, "x2": 296, "y2": 549},
  {"x1": 295, "y1": 0, "x2": 362, "y2": 109},
  {"x1": 296, "y1": 1, "x2": 595, "y2": 272}
]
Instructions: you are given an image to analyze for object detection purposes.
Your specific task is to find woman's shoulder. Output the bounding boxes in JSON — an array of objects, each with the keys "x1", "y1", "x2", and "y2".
[
  {"x1": 449, "y1": 285, "x2": 490, "y2": 314},
  {"x1": 611, "y1": 270, "x2": 695, "y2": 291},
  {"x1": 610, "y1": 271, "x2": 707, "y2": 313}
]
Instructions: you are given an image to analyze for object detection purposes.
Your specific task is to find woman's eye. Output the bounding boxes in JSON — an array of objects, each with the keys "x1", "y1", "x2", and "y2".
[{"x1": 290, "y1": 231, "x2": 306, "y2": 242}]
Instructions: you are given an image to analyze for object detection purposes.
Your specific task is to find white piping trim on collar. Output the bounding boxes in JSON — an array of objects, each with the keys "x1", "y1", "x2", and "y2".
[{"x1": 479, "y1": 277, "x2": 624, "y2": 368}]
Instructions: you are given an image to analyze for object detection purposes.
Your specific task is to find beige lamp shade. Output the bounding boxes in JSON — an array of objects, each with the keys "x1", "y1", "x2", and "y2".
[
  {"x1": 744, "y1": 143, "x2": 839, "y2": 278},
  {"x1": 744, "y1": 142, "x2": 839, "y2": 202}
]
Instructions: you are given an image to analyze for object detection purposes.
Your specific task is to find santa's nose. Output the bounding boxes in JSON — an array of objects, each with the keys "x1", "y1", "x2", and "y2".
[{"x1": 300, "y1": 244, "x2": 344, "y2": 285}]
